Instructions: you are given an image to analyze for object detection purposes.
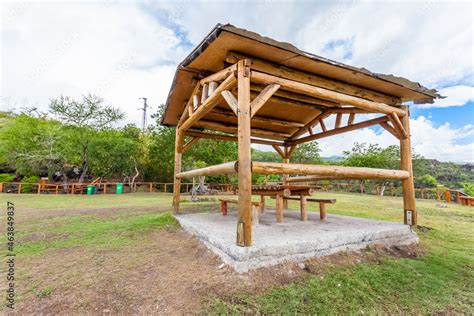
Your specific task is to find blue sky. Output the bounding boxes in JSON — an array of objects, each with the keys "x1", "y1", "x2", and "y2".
[{"x1": 1, "y1": 0, "x2": 473, "y2": 162}]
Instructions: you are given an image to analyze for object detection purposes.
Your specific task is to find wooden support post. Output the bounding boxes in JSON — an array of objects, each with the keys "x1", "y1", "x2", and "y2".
[
  {"x1": 173, "y1": 129, "x2": 184, "y2": 213},
  {"x1": 282, "y1": 157, "x2": 289, "y2": 210},
  {"x1": 400, "y1": 106, "x2": 417, "y2": 226},
  {"x1": 276, "y1": 194, "x2": 284, "y2": 223},
  {"x1": 55, "y1": 185, "x2": 59, "y2": 194},
  {"x1": 164, "y1": 183, "x2": 167, "y2": 193},
  {"x1": 236, "y1": 59, "x2": 253, "y2": 247},
  {"x1": 221, "y1": 200, "x2": 228, "y2": 216},
  {"x1": 319, "y1": 202, "x2": 327, "y2": 220},
  {"x1": 37, "y1": 183, "x2": 41, "y2": 194},
  {"x1": 149, "y1": 182, "x2": 152, "y2": 192},
  {"x1": 260, "y1": 195, "x2": 265, "y2": 213},
  {"x1": 300, "y1": 194, "x2": 307, "y2": 221},
  {"x1": 104, "y1": 183, "x2": 107, "y2": 194},
  {"x1": 18, "y1": 183, "x2": 21, "y2": 194}
]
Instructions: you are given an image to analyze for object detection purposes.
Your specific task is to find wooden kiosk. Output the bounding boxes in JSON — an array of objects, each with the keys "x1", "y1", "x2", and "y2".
[{"x1": 162, "y1": 24, "x2": 440, "y2": 247}]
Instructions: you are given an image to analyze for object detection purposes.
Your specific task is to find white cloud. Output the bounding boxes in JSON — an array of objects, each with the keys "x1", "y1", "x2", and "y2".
[
  {"x1": 314, "y1": 115, "x2": 474, "y2": 163},
  {"x1": 1, "y1": 1, "x2": 185, "y2": 125},
  {"x1": 416, "y1": 85, "x2": 474, "y2": 109},
  {"x1": 296, "y1": 1, "x2": 473, "y2": 88}
]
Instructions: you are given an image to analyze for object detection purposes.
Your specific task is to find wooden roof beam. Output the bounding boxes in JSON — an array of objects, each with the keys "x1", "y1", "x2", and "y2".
[
  {"x1": 193, "y1": 119, "x2": 291, "y2": 140},
  {"x1": 251, "y1": 71, "x2": 407, "y2": 117},
  {"x1": 250, "y1": 85, "x2": 339, "y2": 108},
  {"x1": 227, "y1": 51, "x2": 402, "y2": 105},
  {"x1": 180, "y1": 73, "x2": 237, "y2": 131},
  {"x1": 289, "y1": 115, "x2": 390, "y2": 145},
  {"x1": 210, "y1": 108, "x2": 304, "y2": 128},
  {"x1": 184, "y1": 130, "x2": 285, "y2": 146}
]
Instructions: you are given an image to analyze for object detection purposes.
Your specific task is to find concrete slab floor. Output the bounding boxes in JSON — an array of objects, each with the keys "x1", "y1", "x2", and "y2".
[{"x1": 175, "y1": 210, "x2": 418, "y2": 273}]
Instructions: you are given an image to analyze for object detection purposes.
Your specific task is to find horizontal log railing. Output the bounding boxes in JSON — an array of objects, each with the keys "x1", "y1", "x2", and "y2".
[{"x1": 252, "y1": 162, "x2": 410, "y2": 180}]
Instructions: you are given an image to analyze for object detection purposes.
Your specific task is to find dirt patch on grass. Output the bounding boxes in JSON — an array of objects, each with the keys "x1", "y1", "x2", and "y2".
[{"x1": 7, "y1": 224, "x2": 425, "y2": 315}]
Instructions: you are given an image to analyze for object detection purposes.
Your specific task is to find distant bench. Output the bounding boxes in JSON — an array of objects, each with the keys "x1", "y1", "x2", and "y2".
[
  {"x1": 460, "y1": 196, "x2": 474, "y2": 207},
  {"x1": 219, "y1": 198, "x2": 264, "y2": 224}
]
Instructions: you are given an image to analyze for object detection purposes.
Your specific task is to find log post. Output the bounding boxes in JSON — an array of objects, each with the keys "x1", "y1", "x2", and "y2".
[
  {"x1": 300, "y1": 194, "x2": 307, "y2": 221},
  {"x1": 260, "y1": 195, "x2": 265, "y2": 213},
  {"x1": 400, "y1": 106, "x2": 417, "y2": 226},
  {"x1": 319, "y1": 202, "x2": 327, "y2": 220},
  {"x1": 236, "y1": 59, "x2": 253, "y2": 246},
  {"x1": 276, "y1": 194, "x2": 284, "y2": 223},
  {"x1": 173, "y1": 129, "x2": 184, "y2": 213},
  {"x1": 282, "y1": 157, "x2": 289, "y2": 210}
]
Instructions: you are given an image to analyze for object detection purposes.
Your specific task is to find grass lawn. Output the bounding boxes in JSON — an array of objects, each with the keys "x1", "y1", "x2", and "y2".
[{"x1": 0, "y1": 192, "x2": 472, "y2": 313}]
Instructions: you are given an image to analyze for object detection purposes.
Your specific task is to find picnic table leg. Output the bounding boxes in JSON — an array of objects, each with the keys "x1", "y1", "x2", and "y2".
[
  {"x1": 220, "y1": 200, "x2": 228, "y2": 216},
  {"x1": 260, "y1": 195, "x2": 265, "y2": 213},
  {"x1": 319, "y1": 202, "x2": 327, "y2": 220},
  {"x1": 253, "y1": 205, "x2": 259, "y2": 225},
  {"x1": 300, "y1": 195, "x2": 307, "y2": 221},
  {"x1": 276, "y1": 194, "x2": 284, "y2": 223}
]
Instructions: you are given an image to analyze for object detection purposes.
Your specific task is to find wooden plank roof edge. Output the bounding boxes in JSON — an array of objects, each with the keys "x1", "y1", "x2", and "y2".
[{"x1": 162, "y1": 23, "x2": 443, "y2": 126}]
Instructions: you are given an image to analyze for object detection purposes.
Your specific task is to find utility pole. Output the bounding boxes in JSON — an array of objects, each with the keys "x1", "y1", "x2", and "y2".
[{"x1": 138, "y1": 97, "x2": 148, "y2": 132}]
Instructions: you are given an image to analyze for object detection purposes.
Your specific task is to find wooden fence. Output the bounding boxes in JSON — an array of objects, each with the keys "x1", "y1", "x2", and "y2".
[
  {"x1": 0, "y1": 181, "x2": 469, "y2": 205},
  {"x1": 0, "y1": 182, "x2": 236, "y2": 195}
]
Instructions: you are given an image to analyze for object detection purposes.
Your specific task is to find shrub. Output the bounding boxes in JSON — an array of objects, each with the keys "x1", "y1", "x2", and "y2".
[
  {"x1": 0, "y1": 173, "x2": 15, "y2": 183},
  {"x1": 22, "y1": 175, "x2": 40, "y2": 193},
  {"x1": 462, "y1": 183, "x2": 474, "y2": 196}
]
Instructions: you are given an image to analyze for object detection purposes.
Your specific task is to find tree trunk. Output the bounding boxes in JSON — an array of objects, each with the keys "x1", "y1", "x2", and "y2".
[
  {"x1": 78, "y1": 163, "x2": 88, "y2": 183},
  {"x1": 131, "y1": 162, "x2": 140, "y2": 189},
  {"x1": 359, "y1": 180, "x2": 365, "y2": 193}
]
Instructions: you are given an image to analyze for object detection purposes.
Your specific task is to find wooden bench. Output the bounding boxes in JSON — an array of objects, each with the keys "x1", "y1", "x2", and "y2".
[
  {"x1": 272, "y1": 196, "x2": 336, "y2": 221},
  {"x1": 219, "y1": 198, "x2": 264, "y2": 224},
  {"x1": 460, "y1": 196, "x2": 474, "y2": 206}
]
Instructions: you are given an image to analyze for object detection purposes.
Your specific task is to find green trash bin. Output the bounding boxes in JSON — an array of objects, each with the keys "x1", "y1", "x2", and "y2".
[
  {"x1": 87, "y1": 185, "x2": 95, "y2": 195},
  {"x1": 116, "y1": 183, "x2": 123, "y2": 194}
]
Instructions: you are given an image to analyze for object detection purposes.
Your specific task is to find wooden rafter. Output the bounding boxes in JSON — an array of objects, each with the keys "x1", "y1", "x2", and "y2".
[
  {"x1": 250, "y1": 84, "x2": 280, "y2": 117},
  {"x1": 193, "y1": 120, "x2": 290, "y2": 140},
  {"x1": 290, "y1": 110, "x2": 330, "y2": 140},
  {"x1": 210, "y1": 108, "x2": 304, "y2": 128},
  {"x1": 272, "y1": 145, "x2": 286, "y2": 158},
  {"x1": 227, "y1": 51, "x2": 402, "y2": 105},
  {"x1": 184, "y1": 130, "x2": 284, "y2": 146},
  {"x1": 389, "y1": 112, "x2": 408, "y2": 139},
  {"x1": 335, "y1": 113, "x2": 342, "y2": 129},
  {"x1": 380, "y1": 121, "x2": 401, "y2": 139},
  {"x1": 289, "y1": 115, "x2": 390, "y2": 145},
  {"x1": 221, "y1": 90, "x2": 238, "y2": 115},
  {"x1": 180, "y1": 73, "x2": 237, "y2": 131},
  {"x1": 251, "y1": 85, "x2": 339, "y2": 108},
  {"x1": 251, "y1": 71, "x2": 406, "y2": 116},
  {"x1": 181, "y1": 137, "x2": 201, "y2": 153},
  {"x1": 319, "y1": 118, "x2": 327, "y2": 132},
  {"x1": 347, "y1": 113, "x2": 355, "y2": 125}
]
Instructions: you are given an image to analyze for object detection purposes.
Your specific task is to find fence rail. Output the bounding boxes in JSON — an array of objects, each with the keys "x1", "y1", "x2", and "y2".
[
  {"x1": 0, "y1": 182, "x2": 236, "y2": 195},
  {"x1": 0, "y1": 181, "x2": 468, "y2": 204}
]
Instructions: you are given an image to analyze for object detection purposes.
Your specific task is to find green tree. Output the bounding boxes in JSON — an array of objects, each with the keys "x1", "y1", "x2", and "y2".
[
  {"x1": 291, "y1": 141, "x2": 322, "y2": 164},
  {"x1": 0, "y1": 114, "x2": 66, "y2": 178},
  {"x1": 343, "y1": 143, "x2": 399, "y2": 194},
  {"x1": 49, "y1": 94, "x2": 124, "y2": 182},
  {"x1": 416, "y1": 174, "x2": 438, "y2": 188}
]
